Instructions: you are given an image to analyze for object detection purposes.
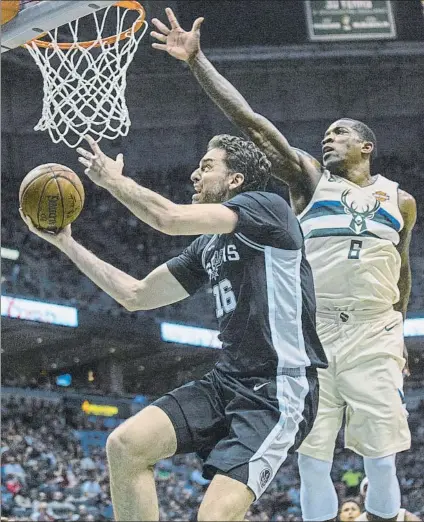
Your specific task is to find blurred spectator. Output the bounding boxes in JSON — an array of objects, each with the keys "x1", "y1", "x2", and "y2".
[
  {"x1": 338, "y1": 498, "x2": 362, "y2": 522},
  {"x1": 341, "y1": 468, "x2": 363, "y2": 496},
  {"x1": 47, "y1": 491, "x2": 76, "y2": 519},
  {"x1": 5, "y1": 474, "x2": 23, "y2": 495},
  {"x1": 30, "y1": 501, "x2": 54, "y2": 521},
  {"x1": 79, "y1": 456, "x2": 96, "y2": 472},
  {"x1": 13, "y1": 488, "x2": 32, "y2": 509},
  {"x1": 3, "y1": 455, "x2": 26, "y2": 481},
  {"x1": 81, "y1": 472, "x2": 102, "y2": 498}
]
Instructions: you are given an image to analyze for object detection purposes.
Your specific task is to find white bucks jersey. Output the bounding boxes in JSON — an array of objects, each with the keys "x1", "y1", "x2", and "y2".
[{"x1": 299, "y1": 171, "x2": 403, "y2": 311}]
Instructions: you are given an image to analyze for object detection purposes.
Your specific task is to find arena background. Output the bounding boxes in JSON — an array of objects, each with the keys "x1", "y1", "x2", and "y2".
[{"x1": 1, "y1": 1, "x2": 424, "y2": 520}]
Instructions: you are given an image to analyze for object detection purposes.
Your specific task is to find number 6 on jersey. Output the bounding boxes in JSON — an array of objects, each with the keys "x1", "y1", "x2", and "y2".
[{"x1": 348, "y1": 239, "x2": 363, "y2": 259}]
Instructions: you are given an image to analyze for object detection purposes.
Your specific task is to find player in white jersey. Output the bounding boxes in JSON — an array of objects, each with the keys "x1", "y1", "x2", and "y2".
[
  {"x1": 150, "y1": 9, "x2": 417, "y2": 521},
  {"x1": 356, "y1": 478, "x2": 421, "y2": 521}
]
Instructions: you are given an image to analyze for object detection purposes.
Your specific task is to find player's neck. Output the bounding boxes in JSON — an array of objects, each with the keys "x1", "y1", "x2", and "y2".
[{"x1": 336, "y1": 163, "x2": 374, "y2": 187}]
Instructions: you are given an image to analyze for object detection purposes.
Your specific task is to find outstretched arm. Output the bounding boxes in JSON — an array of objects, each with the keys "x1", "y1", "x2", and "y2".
[
  {"x1": 19, "y1": 211, "x2": 189, "y2": 311},
  {"x1": 77, "y1": 136, "x2": 238, "y2": 236},
  {"x1": 151, "y1": 8, "x2": 321, "y2": 191}
]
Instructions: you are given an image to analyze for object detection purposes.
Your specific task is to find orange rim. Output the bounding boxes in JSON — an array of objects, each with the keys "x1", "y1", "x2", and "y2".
[{"x1": 26, "y1": 1, "x2": 145, "y2": 49}]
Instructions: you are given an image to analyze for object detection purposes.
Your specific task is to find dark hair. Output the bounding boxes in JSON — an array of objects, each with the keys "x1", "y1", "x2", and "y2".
[
  {"x1": 341, "y1": 119, "x2": 377, "y2": 159},
  {"x1": 339, "y1": 497, "x2": 363, "y2": 515},
  {"x1": 207, "y1": 134, "x2": 271, "y2": 192}
]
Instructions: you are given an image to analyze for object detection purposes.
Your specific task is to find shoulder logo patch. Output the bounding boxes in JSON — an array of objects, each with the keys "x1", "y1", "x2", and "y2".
[{"x1": 373, "y1": 190, "x2": 390, "y2": 202}]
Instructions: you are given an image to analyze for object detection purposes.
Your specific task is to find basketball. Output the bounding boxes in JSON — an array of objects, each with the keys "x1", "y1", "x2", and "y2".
[{"x1": 19, "y1": 164, "x2": 85, "y2": 232}]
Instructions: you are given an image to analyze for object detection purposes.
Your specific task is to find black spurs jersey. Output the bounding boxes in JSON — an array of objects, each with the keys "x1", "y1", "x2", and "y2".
[{"x1": 167, "y1": 191, "x2": 327, "y2": 376}]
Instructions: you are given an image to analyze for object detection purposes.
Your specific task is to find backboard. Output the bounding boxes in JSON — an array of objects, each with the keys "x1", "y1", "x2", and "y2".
[{"x1": 1, "y1": 0, "x2": 117, "y2": 53}]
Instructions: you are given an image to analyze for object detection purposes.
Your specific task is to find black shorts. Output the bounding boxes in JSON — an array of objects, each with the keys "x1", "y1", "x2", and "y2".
[{"x1": 152, "y1": 366, "x2": 318, "y2": 499}]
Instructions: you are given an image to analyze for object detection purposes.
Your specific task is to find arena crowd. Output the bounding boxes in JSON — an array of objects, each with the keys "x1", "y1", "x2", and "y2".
[{"x1": 2, "y1": 395, "x2": 423, "y2": 521}]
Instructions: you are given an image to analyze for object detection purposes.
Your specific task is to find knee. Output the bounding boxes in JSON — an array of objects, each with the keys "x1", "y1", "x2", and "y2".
[
  {"x1": 298, "y1": 454, "x2": 333, "y2": 482},
  {"x1": 364, "y1": 455, "x2": 397, "y2": 478},
  {"x1": 106, "y1": 427, "x2": 131, "y2": 463},
  {"x1": 106, "y1": 423, "x2": 151, "y2": 468}
]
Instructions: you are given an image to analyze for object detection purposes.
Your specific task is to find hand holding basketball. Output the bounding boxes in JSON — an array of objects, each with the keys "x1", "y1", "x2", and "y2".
[
  {"x1": 19, "y1": 208, "x2": 72, "y2": 247},
  {"x1": 151, "y1": 7, "x2": 204, "y2": 63},
  {"x1": 19, "y1": 163, "x2": 84, "y2": 233},
  {"x1": 77, "y1": 135, "x2": 124, "y2": 189}
]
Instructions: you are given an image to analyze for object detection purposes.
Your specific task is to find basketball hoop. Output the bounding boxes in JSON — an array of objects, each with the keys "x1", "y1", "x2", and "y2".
[{"x1": 24, "y1": 1, "x2": 148, "y2": 148}]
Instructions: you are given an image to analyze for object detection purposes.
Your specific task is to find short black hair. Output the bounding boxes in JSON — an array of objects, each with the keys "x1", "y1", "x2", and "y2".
[
  {"x1": 207, "y1": 134, "x2": 271, "y2": 192},
  {"x1": 340, "y1": 118, "x2": 377, "y2": 159}
]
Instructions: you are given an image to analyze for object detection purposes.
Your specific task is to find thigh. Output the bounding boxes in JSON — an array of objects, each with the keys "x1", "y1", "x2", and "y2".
[
  {"x1": 204, "y1": 371, "x2": 316, "y2": 500},
  {"x1": 298, "y1": 321, "x2": 345, "y2": 461},
  {"x1": 152, "y1": 370, "x2": 228, "y2": 456},
  {"x1": 339, "y1": 315, "x2": 410, "y2": 457},
  {"x1": 341, "y1": 353, "x2": 410, "y2": 457}
]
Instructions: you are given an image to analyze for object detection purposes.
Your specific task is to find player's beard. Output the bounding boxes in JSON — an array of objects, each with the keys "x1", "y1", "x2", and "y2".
[{"x1": 197, "y1": 185, "x2": 229, "y2": 204}]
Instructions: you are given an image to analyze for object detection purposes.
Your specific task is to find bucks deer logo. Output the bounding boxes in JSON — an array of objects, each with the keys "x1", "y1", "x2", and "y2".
[{"x1": 341, "y1": 189, "x2": 380, "y2": 234}]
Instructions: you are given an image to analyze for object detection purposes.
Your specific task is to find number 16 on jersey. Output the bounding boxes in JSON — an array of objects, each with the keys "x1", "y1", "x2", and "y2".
[{"x1": 213, "y1": 278, "x2": 237, "y2": 318}]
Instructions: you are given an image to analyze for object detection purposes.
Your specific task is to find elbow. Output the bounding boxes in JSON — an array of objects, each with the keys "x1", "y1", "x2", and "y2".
[
  {"x1": 232, "y1": 108, "x2": 259, "y2": 128},
  {"x1": 123, "y1": 296, "x2": 152, "y2": 312},
  {"x1": 237, "y1": 112, "x2": 268, "y2": 144},
  {"x1": 122, "y1": 282, "x2": 149, "y2": 312},
  {"x1": 122, "y1": 301, "x2": 140, "y2": 312},
  {"x1": 122, "y1": 280, "x2": 163, "y2": 312}
]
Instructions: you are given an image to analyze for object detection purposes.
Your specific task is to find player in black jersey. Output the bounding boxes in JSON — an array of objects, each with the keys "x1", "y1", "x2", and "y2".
[{"x1": 21, "y1": 133, "x2": 327, "y2": 521}]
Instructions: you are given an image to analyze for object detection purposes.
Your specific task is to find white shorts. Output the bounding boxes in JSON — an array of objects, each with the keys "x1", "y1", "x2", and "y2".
[{"x1": 298, "y1": 308, "x2": 411, "y2": 460}]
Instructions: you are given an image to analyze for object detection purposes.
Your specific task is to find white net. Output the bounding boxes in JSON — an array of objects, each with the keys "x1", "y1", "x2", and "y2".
[{"x1": 24, "y1": 3, "x2": 148, "y2": 148}]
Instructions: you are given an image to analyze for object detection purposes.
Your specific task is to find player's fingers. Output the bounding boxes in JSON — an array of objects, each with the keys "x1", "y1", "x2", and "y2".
[
  {"x1": 151, "y1": 18, "x2": 170, "y2": 35},
  {"x1": 152, "y1": 43, "x2": 168, "y2": 51},
  {"x1": 78, "y1": 157, "x2": 91, "y2": 168},
  {"x1": 116, "y1": 153, "x2": 124, "y2": 165},
  {"x1": 84, "y1": 135, "x2": 101, "y2": 155},
  {"x1": 150, "y1": 31, "x2": 167, "y2": 43},
  {"x1": 76, "y1": 147, "x2": 94, "y2": 161},
  {"x1": 192, "y1": 17, "x2": 204, "y2": 32},
  {"x1": 166, "y1": 7, "x2": 180, "y2": 29}
]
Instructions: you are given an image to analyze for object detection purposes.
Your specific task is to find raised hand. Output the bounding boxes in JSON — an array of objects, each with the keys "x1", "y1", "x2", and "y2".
[
  {"x1": 151, "y1": 7, "x2": 204, "y2": 63},
  {"x1": 77, "y1": 135, "x2": 124, "y2": 189}
]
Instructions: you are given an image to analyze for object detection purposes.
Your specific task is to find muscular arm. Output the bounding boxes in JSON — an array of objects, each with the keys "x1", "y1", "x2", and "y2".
[
  {"x1": 103, "y1": 176, "x2": 238, "y2": 236},
  {"x1": 188, "y1": 51, "x2": 321, "y2": 190},
  {"x1": 394, "y1": 190, "x2": 417, "y2": 319},
  {"x1": 150, "y1": 9, "x2": 321, "y2": 199},
  {"x1": 56, "y1": 237, "x2": 189, "y2": 311}
]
